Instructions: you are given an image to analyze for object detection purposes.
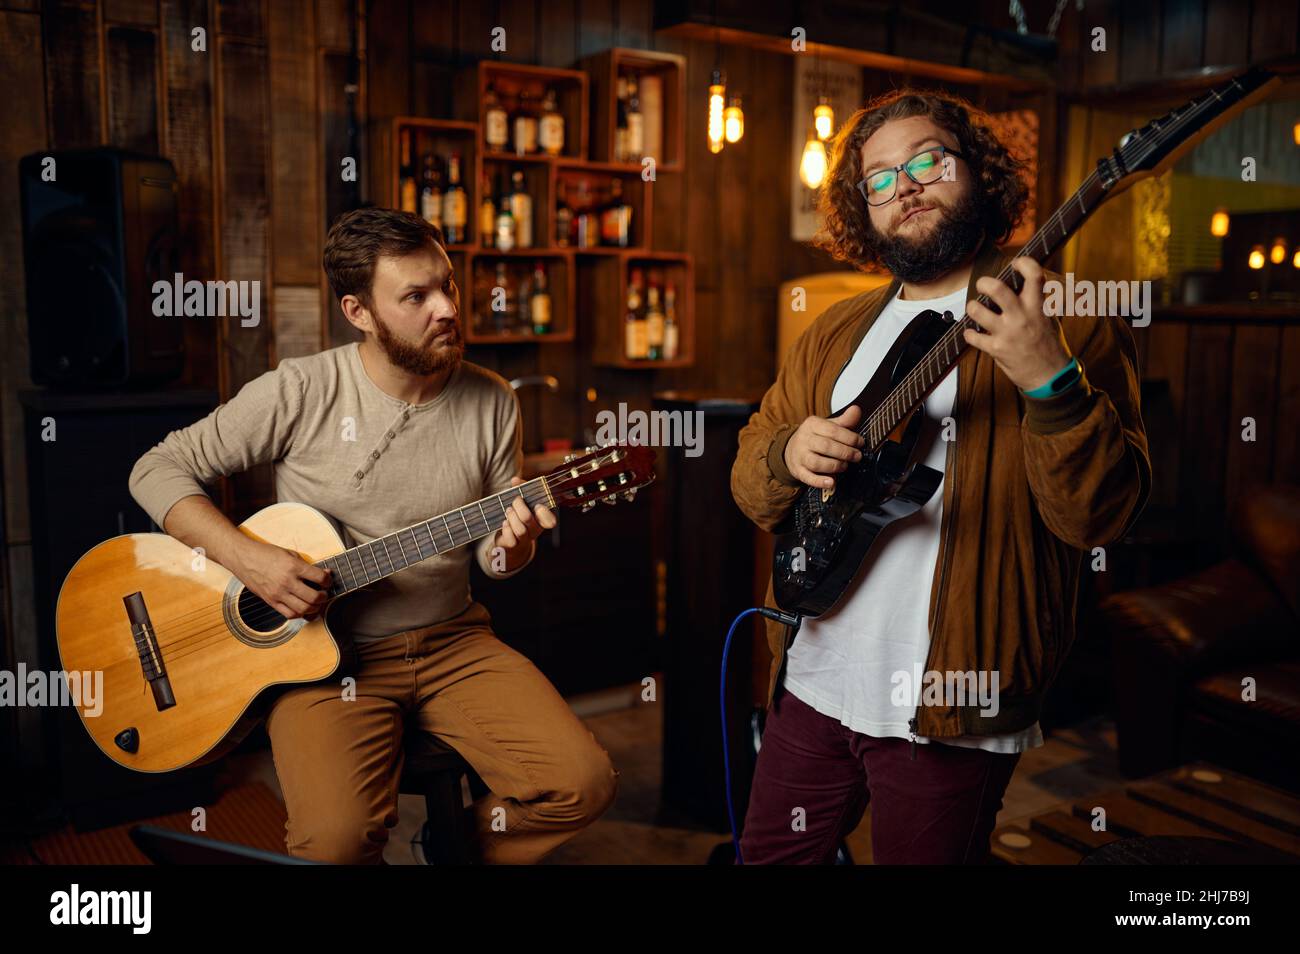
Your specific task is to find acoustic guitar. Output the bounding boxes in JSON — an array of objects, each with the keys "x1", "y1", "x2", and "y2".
[
  {"x1": 56, "y1": 444, "x2": 655, "y2": 773},
  {"x1": 772, "y1": 65, "x2": 1280, "y2": 617}
]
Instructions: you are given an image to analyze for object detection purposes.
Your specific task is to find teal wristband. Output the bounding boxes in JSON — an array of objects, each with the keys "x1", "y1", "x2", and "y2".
[{"x1": 1021, "y1": 357, "x2": 1081, "y2": 399}]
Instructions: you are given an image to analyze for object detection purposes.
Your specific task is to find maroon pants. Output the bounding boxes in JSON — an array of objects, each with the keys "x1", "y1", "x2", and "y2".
[{"x1": 740, "y1": 684, "x2": 1020, "y2": 864}]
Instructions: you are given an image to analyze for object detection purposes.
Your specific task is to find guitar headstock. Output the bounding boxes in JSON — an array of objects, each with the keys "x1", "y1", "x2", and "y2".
[
  {"x1": 542, "y1": 444, "x2": 656, "y2": 512},
  {"x1": 1101, "y1": 66, "x2": 1280, "y2": 192}
]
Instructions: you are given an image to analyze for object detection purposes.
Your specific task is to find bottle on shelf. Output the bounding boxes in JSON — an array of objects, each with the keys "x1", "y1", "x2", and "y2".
[
  {"x1": 494, "y1": 180, "x2": 516, "y2": 253},
  {"x1": 530, "y1": 260, "x2": 551, "y2": 335},
  {"x1": 516, "y1": 268, "x2": 532, "y2": 332},
  {"x1": 645, "y1": 274, "x2": 665, "y2": 360},
  {"x1": 539, "y1": 87, "x2": 565, "y2": 157},
  {"x1": 614, "y1": 76, "x2": 629, "y2": 163},
  {"x1": 479, "y1": 174, "x2": 496, "y2": 249},
  {"x1": 491, "y1": 261, "x2": 512, "y2": 335},
  {"x1": 484, "y1": 84, "x2": 509, "y2": 153},
  {"x1": 398, "y1": 128, "x2": 417, "y2": 214},
  {"x1": 574, "y1": 178, "x2": 597, "y2": 249},
  {"x1": 509, "y1": 169, "x2": 533, "y2": 249},
  {"x1": 513, "y1": 90, "x2": 538, "y2": 156},
  {"x1": 600, "y1": 179, "x2": 632, "y2": 248},
  {"x1": 663, "y1": 281, "x2": 680, "y2": 361},
  {"x1": 626, "y1": 75, "x2": 644, "y2": 163},
  {"x1": 555, "y1": 179, "x2": 573, "y2": 248},
  {"x1": 419, "y1": 154, "x2": 442, "y2": 231},
  {"x1": 442, "y1": 153, "x2": 467, "y2": 244},
  {"x1": 624, "y1": 267, "x2": 648, "y2": 361}
]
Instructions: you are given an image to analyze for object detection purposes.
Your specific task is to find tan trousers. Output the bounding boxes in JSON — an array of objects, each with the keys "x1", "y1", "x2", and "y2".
[{"x1": 264, "y1": 600, "x2": 619, "y2": 864}]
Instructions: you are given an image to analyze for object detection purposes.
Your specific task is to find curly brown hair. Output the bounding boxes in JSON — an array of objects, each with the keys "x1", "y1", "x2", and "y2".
[
  {"x1": 323, "y1": 206, "x2": 446, "y2": 308},
  {"x1": 814, "y1": 88, "x2": 1029, "y2": 271}
]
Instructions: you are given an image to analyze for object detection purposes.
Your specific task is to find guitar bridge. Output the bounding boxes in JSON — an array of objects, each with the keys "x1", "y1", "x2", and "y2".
[{"x1": 123, "y1": 591, "x2": 176, "y2": 712}]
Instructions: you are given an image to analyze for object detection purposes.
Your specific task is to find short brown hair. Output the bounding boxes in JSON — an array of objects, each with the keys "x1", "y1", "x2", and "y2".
[
  {"x1": 814, "y1": 89, "x2": 1029, "y2": 271},
  {"x1": 323, "y1": 207, "x2": 445, "y2": 307}
]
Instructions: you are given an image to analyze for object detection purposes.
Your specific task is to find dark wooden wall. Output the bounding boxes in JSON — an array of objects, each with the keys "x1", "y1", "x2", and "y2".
[{"x1": 1051, "y1": 0, "x2": 1300, "y2": 557}]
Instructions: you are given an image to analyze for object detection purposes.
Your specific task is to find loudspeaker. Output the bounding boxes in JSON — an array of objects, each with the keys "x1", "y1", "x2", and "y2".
[{"x1": 19, "y1": 148, "x2": 184, "y2": 388}]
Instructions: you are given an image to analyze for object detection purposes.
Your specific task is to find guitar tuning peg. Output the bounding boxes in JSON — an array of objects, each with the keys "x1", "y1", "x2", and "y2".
[
  {"x1": 602, "y1": 494, "x2": 617, "y2": 505},
  {"x1": 622, "y1": 489, "x2": 637, "y2": 502},
  {"x1": 581, "y1": 500, "x2": 597, "y2": 513},
  {"x1": 562, "y1": 453, "x2": 574, "y2": 463}
]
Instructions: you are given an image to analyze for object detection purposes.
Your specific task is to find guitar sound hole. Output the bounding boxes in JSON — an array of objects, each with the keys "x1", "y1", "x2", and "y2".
[{"x1": 236, "y1": 587, "x2": 287, "y2": 634}]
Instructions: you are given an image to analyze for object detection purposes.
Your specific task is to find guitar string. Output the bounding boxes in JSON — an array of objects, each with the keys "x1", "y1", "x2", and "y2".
[
  {"x1": 856, "y1": 79, "x2": 1228, "y2": 451},
  {"x1": 137, "y1": 477, "x2": 551, "y2": 637},
  {"x1": 137, "y1": 480, "x2": 558, "y2": 664}
]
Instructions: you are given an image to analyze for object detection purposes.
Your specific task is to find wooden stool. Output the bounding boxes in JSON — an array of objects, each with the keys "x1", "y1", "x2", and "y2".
[{"x1": 398, "y1": 731, "x2": 481, "y2": 864}]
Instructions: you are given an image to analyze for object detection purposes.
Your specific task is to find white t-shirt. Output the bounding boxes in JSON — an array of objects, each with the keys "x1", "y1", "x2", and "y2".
[{"x1": 782, "y1": 286, "x2": 1043, "y2": 754}]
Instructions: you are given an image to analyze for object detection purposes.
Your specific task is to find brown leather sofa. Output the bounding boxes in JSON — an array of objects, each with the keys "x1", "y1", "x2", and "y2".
[{"x1": 1099, "y1": 484, "x2": 1300, "y2": 791}]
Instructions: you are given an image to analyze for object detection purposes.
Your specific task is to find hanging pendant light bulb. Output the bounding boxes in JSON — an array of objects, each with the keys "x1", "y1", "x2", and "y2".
[
  {"x1": 814, "y1": 96, "x2": 834, "y2": 141},
  {"x1": 724, "y1": 95, "x2": 744, "y2": 143},
  {"x1": 800, "y1": 129, "x2": 828, "y2": 189},
  {"x1": 708, "y1": 68, "x2": 726, "y2": 154}
]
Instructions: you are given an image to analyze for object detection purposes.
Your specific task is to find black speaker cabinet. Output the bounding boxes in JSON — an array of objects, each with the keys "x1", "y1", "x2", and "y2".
[
  {"x1": 21, "y1": 388, "x2": 219, "y2": 830},
  {"x1": 19, "y1": 148, "x2": 184, "y2": 389},
  {"x1": 655, "y1": 391, "x2": 763, "y2": 831}
]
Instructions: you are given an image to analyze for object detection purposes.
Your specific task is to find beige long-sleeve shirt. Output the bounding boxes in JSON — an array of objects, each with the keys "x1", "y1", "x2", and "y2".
[{"x1": 128, "y1": 342, "x2": 531, "y2": 642}]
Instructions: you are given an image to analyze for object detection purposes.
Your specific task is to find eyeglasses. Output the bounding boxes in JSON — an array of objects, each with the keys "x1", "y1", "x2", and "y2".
[{"x1": 856, "y1": 145, "x2": 966, "y2": 206}]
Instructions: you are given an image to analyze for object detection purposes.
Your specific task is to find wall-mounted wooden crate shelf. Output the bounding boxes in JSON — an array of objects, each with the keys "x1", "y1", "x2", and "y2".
[
  {"x1": 579, "y1": 48, "x2": 686, "y2": 172},
  {"x1": 465, "y1": 249, "x2": 574, "y2": 344},
  {"x1": 580, "y1": 250, "x2": 694, "y2": 369},
  {"x1": 381, "y1": 117, "x2": 479, "y2": 248}
]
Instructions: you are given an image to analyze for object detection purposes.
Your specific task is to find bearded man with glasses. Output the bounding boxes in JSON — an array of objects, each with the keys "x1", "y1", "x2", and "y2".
[{"x1": 729, "y1": 90, "x2": 1150, "y2": 864}]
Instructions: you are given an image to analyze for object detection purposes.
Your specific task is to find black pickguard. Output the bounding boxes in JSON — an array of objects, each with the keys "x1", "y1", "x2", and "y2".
[{"x1": 772, "y1": 308, "x2": 953, "y2": 617}]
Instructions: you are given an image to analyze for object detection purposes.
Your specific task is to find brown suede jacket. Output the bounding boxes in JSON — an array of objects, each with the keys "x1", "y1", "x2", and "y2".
[{"x1": 731, "y1": 238, "x2": 1152, "y2": 738}]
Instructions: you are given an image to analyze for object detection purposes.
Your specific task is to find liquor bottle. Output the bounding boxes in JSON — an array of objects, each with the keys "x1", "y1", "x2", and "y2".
[
  {"x1": 600, "y1": 179, "x2": 632, "y2": 247},
  {"x1": 484, "y1": 84, "x2": 509, "y2": 153},
  {"x1": 494, "y1": 183, "x2": 516, "y2": 252},
  {"x1": 516, "y1": 269, "x2": 531, "y2": 332},
  {"x1": 530, "y1": 260, "x2": 551, "y2": 335},
  {"x1": 398, "y1": 129, "x2": 417, "y2": 213},
  {"x1": 479, "y1": 174, "x2": 496, "y2": 248},
  {"x1": 419, "y1": 155, "x2": 442, "y2": 230},
  {"x1": 614, "y1": 76, "x2": 629, "y2": 163},
  {"x1": 556, "y1": 180, "x2": 573, "y2": 247},
  {"x1": 513, "y1": 91, "x2": 538, "y2": 156},
  {"x1": 509, "y1": 169, "x2": 533, "y2": 248},
  {"x1": 492, "y1": 261, "x2": 512, "y2": 334},
  {"x1": 574, "y1": 178, "x2": 597, "y2": 249},
  {"x1": 624, "y1": 268, "x2": 648, "y2": 360},
  {"x1": 644, "y1": 276, "x2": 665, "y2": 360},
  {"x1": 442, "y1": 153, "x2": 467, "y2": 244},
  {"x1": 663, "y1": 281, "x2": 680, "y2": 360},
  {"x1": 539, "y1": 87, "x2": 565, "y2": 156},
  {"x1": 626, "y1": 75, "x2": 644, "y2": 163}
]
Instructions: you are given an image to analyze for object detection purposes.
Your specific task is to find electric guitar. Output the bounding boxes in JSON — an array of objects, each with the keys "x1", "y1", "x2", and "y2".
[
  {"x1": 56, "y1": 444, "x2": 655, "y2": 773},
  {"x1": 772, "y1": 66, "x2": 1280, "y2": 617}
]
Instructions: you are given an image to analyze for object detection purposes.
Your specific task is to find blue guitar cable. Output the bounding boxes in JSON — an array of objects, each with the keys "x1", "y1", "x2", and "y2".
[{"x1": 721, "y1": 605, "x2": 802, "y2": 865}]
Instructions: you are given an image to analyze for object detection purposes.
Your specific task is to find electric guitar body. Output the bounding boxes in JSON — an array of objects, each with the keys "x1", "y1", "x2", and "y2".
[{"x1": 773, "y1": 308, "x2": 949, "y2": 616}]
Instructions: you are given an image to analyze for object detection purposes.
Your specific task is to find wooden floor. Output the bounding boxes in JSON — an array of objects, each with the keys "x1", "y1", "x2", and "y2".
[{"x1": 227, "y1": 681, "x2": 1142, "y2": 864}]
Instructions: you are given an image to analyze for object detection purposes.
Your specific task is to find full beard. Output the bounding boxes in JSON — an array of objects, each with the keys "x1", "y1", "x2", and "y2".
[
  {"x1": 870, "y1": 190, "x2": 986, "y2": 285},
  {"x1": 372, "y1": 312, "x2": 464, "y2": 376}
]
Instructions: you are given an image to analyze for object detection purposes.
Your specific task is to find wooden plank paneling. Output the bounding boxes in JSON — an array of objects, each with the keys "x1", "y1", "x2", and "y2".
[
  {"x1": 616, "y1": 0, "x2": 652, "y2": 49},
  {"x1": 498, "y1": 0, "x2": 537, "y2": 64},
  {"x1": 105, "y1": 0, "x2": 159, "y2": 26},
  {"x1": 269, "y1": 0, "x2": 322, "y2": 287},
  {"x1": 162, "y1": 0, "x2": 218, "y2": 391},
  {"x1": 1180, "y1": 324, "x2": 1234, "y2": 542},
  {"x1": 217, "y1": 0, "x2": 262, "y2": 38},
  {"x1": 321, "y1": 50, "x2": 362, "y2": 347},
  {"x1": 42, "y1": 0, "x2": 103, "y2": 148},
  {"x1": 1224, "y1": 324, "x2": 1281, "y2": 513},
  {"x1": 1118, "y1": 0, "x2": 1162, "y2": 87},
  {"x1": 1160, "y1": 0, "x2": 1204, "y2": 75},
  {"x1": 576, "y1": 0, "x2": 615, "y2": 61},
  {"x1": 538, "y1": 0, "x2": 577, "y2": 68},
  {"x1": 1079, "y1": 0, "x2": 1120, "y2": 90},
  {"x1": 217, "y1": 37, "x2": 273, "y2": 510},
  {"x1": 1249, "y1": 0, "x2": 1300, "y2": 63},
  {"x1": 317, "y1": 0, "x2": 352, "y2": 50},
  {"x1": 1276, "y1": 325, "x2": 1300, "y2": 484},
  {"x1": 106, "y1": 26, "x2": 160, "y2": 152},
  {"x1": 1204, "y1": 0, "x2": 1248, "y2": 66}
]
